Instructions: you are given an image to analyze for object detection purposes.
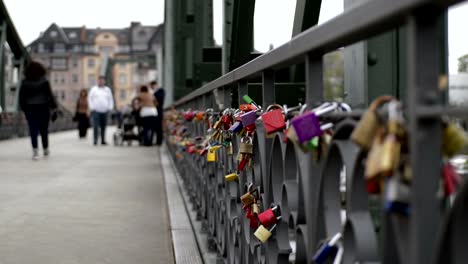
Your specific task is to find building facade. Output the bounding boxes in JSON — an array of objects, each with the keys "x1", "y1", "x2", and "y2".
[{"x1": 28, "y1": 22, "x2": 163, "y2": 111}]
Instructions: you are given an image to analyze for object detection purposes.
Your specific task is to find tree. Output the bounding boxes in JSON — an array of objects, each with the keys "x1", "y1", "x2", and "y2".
[{"x1": 458, "y1": 54, "x2": 468, "y2": 73}]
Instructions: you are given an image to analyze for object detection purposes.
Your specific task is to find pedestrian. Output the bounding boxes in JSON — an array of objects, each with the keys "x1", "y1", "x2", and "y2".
[
  {"x1": 74, "y1": 89, "x2": 90, "y2": 139},
  {"x1": 150, "y1": 80, "x2": 165, "y2": 145},
  {"x1": 88, "y1": 76, "x2": 114, "y2": 146},
  {"x1": 19, "y1": 61, "x2": 58, "y2": 160},
  {"x1": 137, "y1": 85, "x2": 158, "y2": 146}
]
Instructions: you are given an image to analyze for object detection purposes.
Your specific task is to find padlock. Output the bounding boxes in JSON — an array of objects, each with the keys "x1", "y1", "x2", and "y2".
[
  {"x1": 254, "y1": 224, "x2": 277, "y2": 243},
  {"x1": 229, "y1": 121, "x2": 244, "y2": 133},
  {"x1": 252, "y1": 200, "x2": 261, "y2": 215},
  {"x1": 226, "y1": 143, "x2": 234, "y2": 156},
  {"x1": 241, "y1": 192, "x2": 255, "y2": 208},
  {"x1": 442, "y1": 162, "x2": 462, "y2": 196},
  {"x1": 187, "y1": 146, "x2": 195, "y2": 154},
  {"x1": 183, "y1": 111, "x2": 195, "y2": 121},
  {"x1": 442, "y1": 121, "x2": 468, "y2": 158},
  {"x1": 384, "y1": 175, "x2": 411, "y2": 216},
  {"x1": 238, "y1": 137, "x2": 254, "y2": 156},
  {"x1": 262, "y1": 109, "x2": 286, "y2": 134},
  {"x1": 238, "y1": 158, "x2": 249, "y2": 171},
  {"x1": 312, "y1": 233, "x2": 342, "y2": 264},
  {"x1": 365, "y1": 127, "x2": 386, "y2": 180},
  {"x1": 290, "y1": 104, "x2": 337, "y2": 144},
  {"x1": 379, "y1": 101, "x2": 403, "y2": 177},
  {"x1": 207, "y1": 150, "x2": 217, "y2": 162},
  {"x1": 240, "y1": 187, "x2": 257, "y2": 208},
  {"x1": 351, "y1": 95, "x2": 394, "y2": 150},
  {"x1": 240, "y1": 111, "x2": 258, "y2": 127},
  {"x1": 225, "y1": 173, "x2": 239, "y2": 182},
  {"x1": 210, "y1": 145, "x2": 221, "y2": 152},
  {"x1": 258, "y1": 206, "x2": 281, "y2": 227},
  {"x1": 221, "y1": 115, "x2": 233, "y2": 130},
  {"x1": 239, "y1": 104, "x2": 256, "y2": 112},
  {"x1": 195, "y1": 111, "x2": 204, "y2": 121}
]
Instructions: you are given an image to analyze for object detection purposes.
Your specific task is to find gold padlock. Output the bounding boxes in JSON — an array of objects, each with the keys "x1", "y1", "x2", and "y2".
[
  {"x1": 380, "y1": 101, "x2": 404, "y2": 177},
  {"x1": 252, "y1": 200, "x2": 261, "y2": 215},
  {"x1": 239, "y1": 141, "x2": 254, "y2": 155},
  {"x1": 226, "y1": 143, "x2": 234, "y2": 156},
  {"x1": 351, "y1": 95, "x2": 394, "y2": 150},
  {"x1": 442, "y1": 121, "x2": 468, "y2": 158},
  {"x1": 240, "y1": 193, "x2": 255, "y2": 207},
  {"x1": 207, "y1": 151, "x2": 217, "y2": 162},
  {"x1": 225, "y1": 173, "x2": 239, "y2": 182},
  {"x1": 254, "y1": 225, "x2": 275, "y2": 243},
  {"x1": 365, "y1": 128, "x2": 386, "y2": 180}
]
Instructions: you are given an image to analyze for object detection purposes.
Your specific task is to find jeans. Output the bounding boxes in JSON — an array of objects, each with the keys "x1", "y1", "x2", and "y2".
[
  {"x1": 92, "y1": 111, "x2": 108, "y2": 144},
  {"x1": 141, "y1": 116, "x2": 157, "y2": 146},
  {"x1": 155, "y1": 114, "x2": 163, "y2": 145},
  {"x1": 25, "y1": 107, "x2": 50, "y2": 150}
]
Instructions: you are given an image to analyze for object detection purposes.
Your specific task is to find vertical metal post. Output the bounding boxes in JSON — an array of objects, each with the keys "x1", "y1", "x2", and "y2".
[
  {"x1": 262, "y1": 70, "x2": 275, "y2": 107},
  {"x1": 238, "y1": 80, "x2": 248, "y2": 105},
  {"x1": 0, "y1": 23, "x2": 6, "y2": 110},
  {"x1": 223, "y1": 86, "x2": 232, "y2": 108},
  {"x1": 305, "y1": 54, "x2": 323, "y2": 106},
  {"x1": 406, "y1": 10, "x2": 443, "y2": 264},
  {"x1": 14, "y1": 57, "x2": 24, "y2": 111}
]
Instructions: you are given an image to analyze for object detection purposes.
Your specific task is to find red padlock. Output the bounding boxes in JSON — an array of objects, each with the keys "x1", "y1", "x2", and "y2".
[
  {"x1": 187, "y1": 146, "x2": 195, "y2": 154},
  {"x1": 244, "y1": 207, "x2": 260, "y2": 228},
  {"x1": 238, "y1": 158, "x2": 248, "y2": 171},
  {"x1": 262, "y1": 109, "x2": 286, "y2": 134},
  {"x1": 221, "y1": 115, "x2": 233, "y2": 130},
  {"x1": 366, "y1": 178, "x2": 381, "y2": 194},
  {"x1": 443, "y1": 163, "x2": 462, "y2": 195},
  {"x1": 240, "y1": 104, "x2": 256, "y2": 112},
  {"x1": 258, "y1": 206, "x2": 281, "y2": 227}
]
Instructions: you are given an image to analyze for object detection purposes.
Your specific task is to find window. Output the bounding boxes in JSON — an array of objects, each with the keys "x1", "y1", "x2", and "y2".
[
  {"x1": 138, "y1": 30, "x2": 147, "y2": 37},
  {"x1": 54, "y1": 44, "x2": 65, "y2": 53},
  {"x1": 50, "y1": 31, "x2": 57, "y2": 37},
  {"x1": 88, "y1": 58, "x2": 95, "y2": 68},
  {"x1": 72, "y1": 59, "x2": 78, "y2": 68},
  {"x1": 69, "y1": 32, "x2": 77, "y2": 38},
  {"x1": 38, "y1": 44, "x2": 45, "y2": 53},
  {"x1": 53, "y1": 73, "x2": 58, "y2": 84},
  {"x1": 72, "y1": 74, "x2": 78, "y2": 83},
  {"x1": 51, "y1": 58, "x2": 67, "y2": 70},
  {"x1": 120, "y1": 89, "x2": 126, "y2": 100},
  {"x1": 88, "y1": 74, "x2": 96, "y2": 87},
  {"x1": 73, "y1": 45, "x2": 81, "y2": 52},
  {"x1": 60, "y1": 90, "x2": 66, "y2": 100},
  {"x1": 119, "y1": 62, "x2": 125, "y2": 68},
  {"x1": 73, "y1": 90, "x2": 79, "y2": 100},
  {"x1": 119, "y1": 74, "x2": 126, "y2": 85},
  {"x1": 61, "y1": 76, "x2": 66, "y2": 84}
]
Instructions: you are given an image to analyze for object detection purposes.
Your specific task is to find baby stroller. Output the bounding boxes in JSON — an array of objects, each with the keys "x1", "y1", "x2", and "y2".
[{"x1": 113, "y1": 107, "x2": 140, "y2": 146}]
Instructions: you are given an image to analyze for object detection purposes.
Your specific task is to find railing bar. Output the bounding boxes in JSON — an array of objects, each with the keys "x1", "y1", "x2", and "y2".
[
  {"x1": 406, "y1": 10, "x2": 444, "y2": 264},
  {"x1": 172, "y1": 0, "x2": 462, "y2": 107}
]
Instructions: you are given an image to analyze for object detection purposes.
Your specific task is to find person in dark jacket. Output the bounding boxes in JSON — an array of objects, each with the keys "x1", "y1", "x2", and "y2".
[
  {"x1": 19, "y1": 61, "x2": 57, "y2": 160},
  {"x1": 75, "y1": 89, "x2": 90, "y2": 139},
  {"x1": 150, "y1": 81, "x2": 165, "y2": 146}
]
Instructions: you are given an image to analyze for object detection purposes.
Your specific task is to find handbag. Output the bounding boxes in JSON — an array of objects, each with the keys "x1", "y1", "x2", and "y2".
[{"x1": 51, "y1": 110, "x2": 58, "y2": 122}]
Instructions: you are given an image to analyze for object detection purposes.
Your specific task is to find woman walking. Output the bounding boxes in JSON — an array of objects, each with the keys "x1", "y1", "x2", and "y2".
[
  {"x1": 19, "y1": 61, "x2": 57, "y2": 160},
  {"x1": 137, "y1": 85, "x2": 158, "y2": 146},
  {"x1": 75, "y1": 89, "x2": 90, "y2": 139}
]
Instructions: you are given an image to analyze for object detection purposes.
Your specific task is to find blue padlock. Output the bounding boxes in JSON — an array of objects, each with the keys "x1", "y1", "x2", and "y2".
[
  {"x1": 229, "y1": 121, "x2": 244, "y2": 133},
  {"x1": 383, "y1": 176, "x2": 411, "y2": 216},
  {"x1": 313, "y1": 233, "x2": 341, "y2": 264}
]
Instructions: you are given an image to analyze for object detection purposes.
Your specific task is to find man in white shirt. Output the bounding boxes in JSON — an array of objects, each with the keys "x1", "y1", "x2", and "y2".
[{"x1": 88, "y1": 76, "x2": 114, "y2": 145}]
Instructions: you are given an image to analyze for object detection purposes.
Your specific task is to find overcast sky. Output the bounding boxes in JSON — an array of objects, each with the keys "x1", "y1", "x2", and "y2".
[{"x1": 4, "y1": 0, "x2": 468, "y2": 73}]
